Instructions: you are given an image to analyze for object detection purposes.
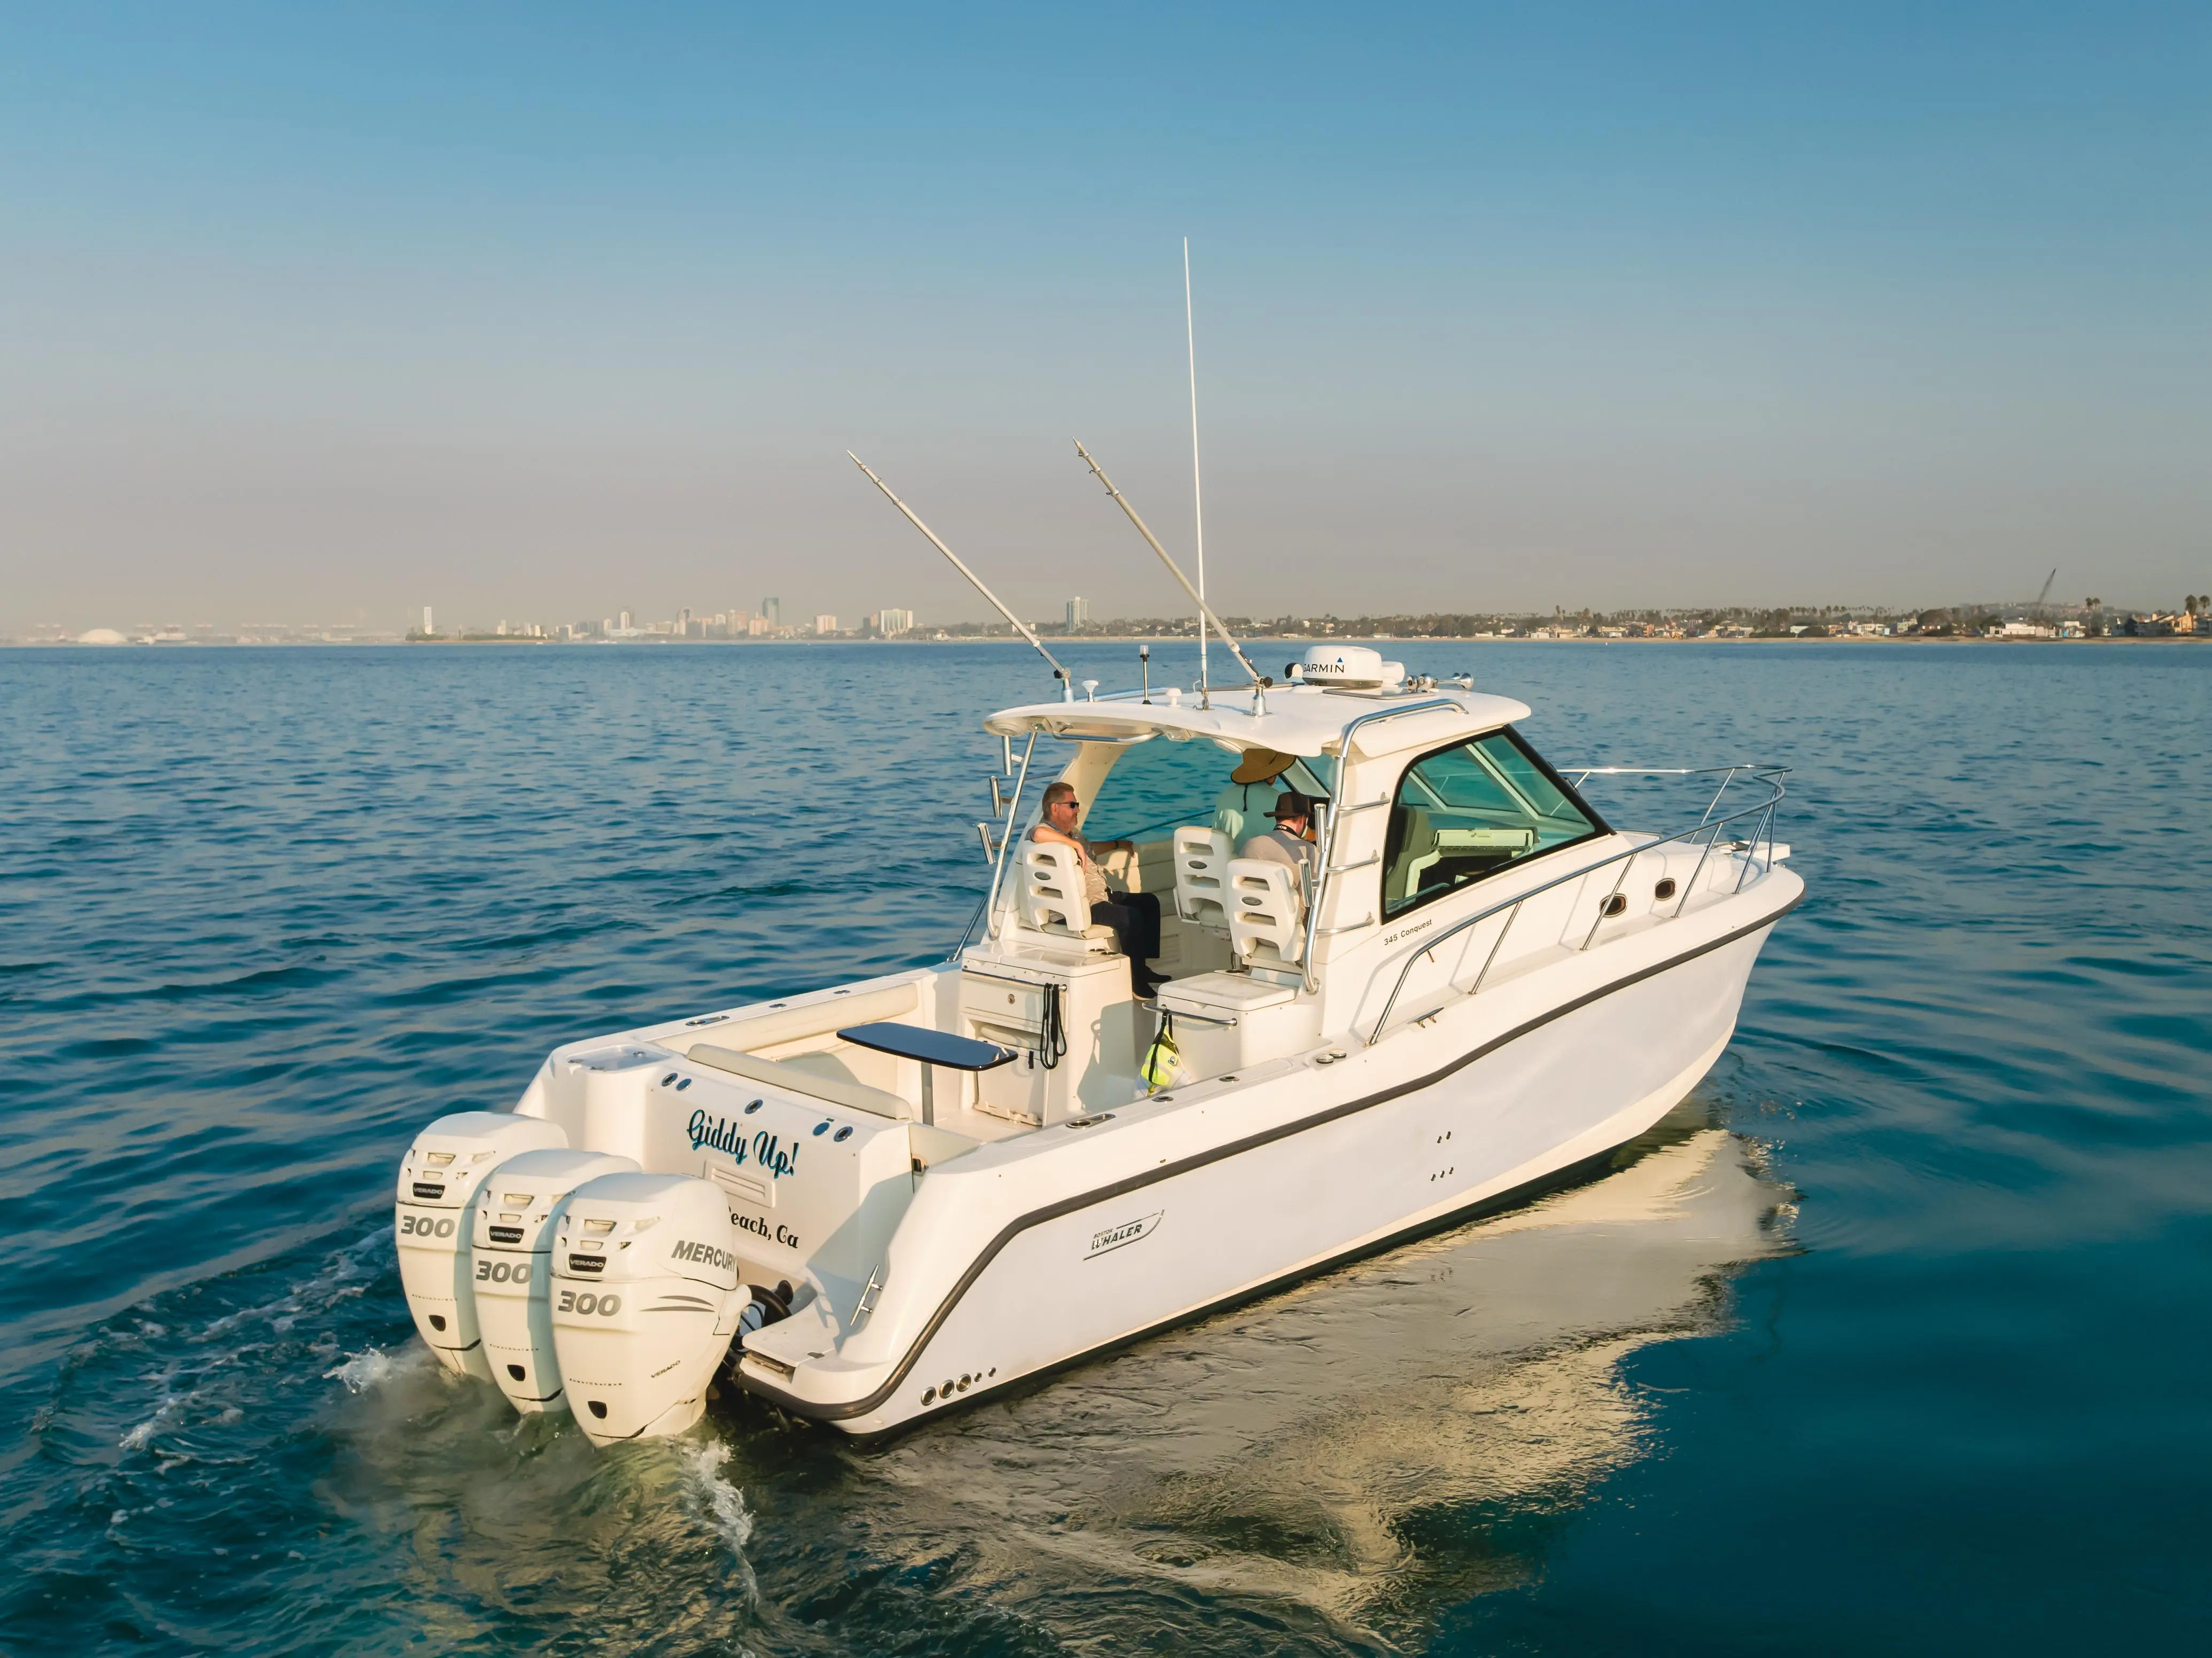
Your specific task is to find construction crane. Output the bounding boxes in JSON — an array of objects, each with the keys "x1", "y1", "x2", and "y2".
[{"x1": 2034, "y1": 569, "x2": 2058, "y2": 612}]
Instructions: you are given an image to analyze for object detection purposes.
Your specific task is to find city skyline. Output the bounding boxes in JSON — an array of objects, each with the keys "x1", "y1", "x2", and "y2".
[{"x1": 21, "y1": 587, "x2": 2206, "y2": 648}]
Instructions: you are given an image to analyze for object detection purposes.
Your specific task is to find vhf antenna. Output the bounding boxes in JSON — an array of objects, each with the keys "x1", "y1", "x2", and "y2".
[
  {"x1": 848, "y1": 453, "x2": 1073, "y2": 700},
  {"x1": 1072, "y1": 440, "x2": 1264, "y2": 704},
  {"x1": 1185, "y1": 237, "x2": 1208, "y2": 697}
]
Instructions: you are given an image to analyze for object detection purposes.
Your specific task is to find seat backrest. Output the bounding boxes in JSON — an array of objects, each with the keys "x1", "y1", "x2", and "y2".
[
  {"x1": 1383, "y1": 803, "x2": 1439, "y2": 912},
  {"x1": 1171, "y1": 826, "x2": 1232, "y2": 927},
  {"x1": 1020, "y1": 839, "x2": 1089, "y2": 935},
  {"x1": 1225, "y1": 857, "x2": 1305, "y2": 965}
]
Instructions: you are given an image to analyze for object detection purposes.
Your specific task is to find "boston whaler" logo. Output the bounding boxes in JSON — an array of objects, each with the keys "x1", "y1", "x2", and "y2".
[{"x1": 1085, "y1": 1210, "x2": 1164, "y2": 1259}]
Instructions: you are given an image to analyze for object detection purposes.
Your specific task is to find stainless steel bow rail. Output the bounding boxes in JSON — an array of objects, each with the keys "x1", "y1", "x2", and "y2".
[{"x1": 1364, "y1": 764, "x2": 1789, "y2": 1046}]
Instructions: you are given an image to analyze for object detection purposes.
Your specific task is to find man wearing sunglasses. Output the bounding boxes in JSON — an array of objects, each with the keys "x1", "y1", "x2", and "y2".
[{"x1": 1031, "y1": 780, "x2": 1166, "y2": 998}]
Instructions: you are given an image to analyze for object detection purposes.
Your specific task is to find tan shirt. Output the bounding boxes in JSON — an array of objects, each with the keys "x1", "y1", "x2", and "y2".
[{"x1": 1244, "y1": 824, "x2": 1318, "y2": 889}]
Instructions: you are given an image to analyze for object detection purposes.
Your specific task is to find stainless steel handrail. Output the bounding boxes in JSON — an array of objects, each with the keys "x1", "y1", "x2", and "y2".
[
  {"x1": 1298, "y1": 698, "x2": 1466, "y2": 992},
  {"x1": 967, "y1": 731, "x2": 1038, "y2": 949},
  {"x1": 1364, "y1": 765, "x2": 1788, "y2": 1045}
]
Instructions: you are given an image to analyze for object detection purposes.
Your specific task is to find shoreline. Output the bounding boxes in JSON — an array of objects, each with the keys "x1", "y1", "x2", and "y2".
[{"x1": 7, "y1": 634, "x2": 2201, "y2": 650}]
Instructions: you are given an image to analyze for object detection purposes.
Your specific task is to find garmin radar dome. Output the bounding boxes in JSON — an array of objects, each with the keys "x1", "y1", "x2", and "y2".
[
  {"x1": 1299, "y1": 644, "x2": 1387, "y2": 689},
  {"x1": 548, "y1": 1171, "x2": 754, "y2": 1446},
  {"x1": 394, "y1": 1111, "x2": 568, "y2": 1377},
  {"x1": 468, "y1": 1147, "x2": 640, "y2": 1414}
]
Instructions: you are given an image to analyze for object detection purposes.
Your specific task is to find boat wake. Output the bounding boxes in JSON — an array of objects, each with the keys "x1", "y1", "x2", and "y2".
[
  {"x1": 322, "y1": 1342, "x2": 434, "y2": 1395},
  {"x1": 679, "y1": 1439, "x2": 761, "y2": 1600}
]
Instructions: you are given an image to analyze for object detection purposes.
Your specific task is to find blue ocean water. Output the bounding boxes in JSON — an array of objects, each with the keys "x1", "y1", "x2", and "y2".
[{"x1": 2, "y1": 640, "x2": 2207, "y2": 1655}]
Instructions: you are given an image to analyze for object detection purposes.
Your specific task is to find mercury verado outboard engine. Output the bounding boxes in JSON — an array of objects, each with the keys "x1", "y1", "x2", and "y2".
[
  {"x1": 394, "y1": 1111, "x2": 568, "y2": 1377},
  {"x1": 468, "y1": 1147, "x2": 639, "y2": 1414},
  {"x1": 549, "y1": 1172, "x2": 754, "y2": 1446}
]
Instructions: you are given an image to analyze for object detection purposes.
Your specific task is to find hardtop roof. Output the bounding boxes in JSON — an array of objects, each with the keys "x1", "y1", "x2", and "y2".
[{"x1": 982, "y1": 687, "x2": 1533, "y2": 759}]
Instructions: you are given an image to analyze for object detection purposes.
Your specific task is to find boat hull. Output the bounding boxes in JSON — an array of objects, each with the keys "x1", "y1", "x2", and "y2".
[{"x1": 738, "y1": 900, "x2": 1791, "y2": 1435}]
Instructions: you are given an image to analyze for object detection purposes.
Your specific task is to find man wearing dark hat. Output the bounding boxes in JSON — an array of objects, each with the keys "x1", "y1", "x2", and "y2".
[
  {"x1": 1243, "y1": 790, "x2": 1320, "y2": 890},
  {"x1": 1213, "y1": 748, "x2": 1294, "y2": 851}
]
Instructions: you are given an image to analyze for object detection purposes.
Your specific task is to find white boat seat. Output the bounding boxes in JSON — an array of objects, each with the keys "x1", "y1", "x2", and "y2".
[
  {"x1": 686, "y1": 1043, "x2": 914, "y2": 1120},
  {"x1": 1019, "y1": 840, "x2": 1117, "y2": 947},
  {"x1": 712, "y1": 982, "x2": 921, "y2": 1055},
  {"x1": 1225, "y1": 858, "x2": 1305, "y2": 966},
  {"x1": 1170, "y1": 826, "x2": 1232, "y2": 928}
]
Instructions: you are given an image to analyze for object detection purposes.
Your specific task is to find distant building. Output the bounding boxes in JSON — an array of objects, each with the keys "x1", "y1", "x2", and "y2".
[
  {"x1": 619, "y1": 609, "x2": 634, "y2": 632},
  {"x1": 422, "y1": 605, "x2": 434, "y2": 634},
  {"x1": 877, "y1": 608, "x2": 914, "y2": 636},
  {"x1": 762, "y1": 596, "x2": 781, "y2": 626},
  {"x1": 814, "y1": 614, "x2": 839, "y2": 636},
  {"x1": 747, "y1": 616, "x2": 773, "y2": 636},
  {"x1": 1066, "y1": 596, "x2": 1089, "y2": 630}
]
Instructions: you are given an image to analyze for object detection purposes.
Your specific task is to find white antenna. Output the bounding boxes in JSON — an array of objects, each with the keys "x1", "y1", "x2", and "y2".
[{"x1": 1185, "y1": 237, "x2": 1208, "y2": 694}]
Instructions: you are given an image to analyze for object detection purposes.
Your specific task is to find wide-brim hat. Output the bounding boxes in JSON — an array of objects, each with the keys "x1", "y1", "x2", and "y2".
[
  {"x1": 1231, "y1": 748, "x2": 1295, "y2": 784},
  {"x1": 1270, "y1": 790, "x2": 1314, "y2": 820}
]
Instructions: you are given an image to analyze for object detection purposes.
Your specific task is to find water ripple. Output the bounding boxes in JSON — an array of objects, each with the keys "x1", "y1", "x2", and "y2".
[{"x1": 3, "y1": 641, "x2": 2209, "y2": 1652}]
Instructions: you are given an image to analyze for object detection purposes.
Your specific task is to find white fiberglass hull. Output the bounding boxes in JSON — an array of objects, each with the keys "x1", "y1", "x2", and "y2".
[{"x1": 736, "y1": 882, "x2": 1796, "y2": 1435}]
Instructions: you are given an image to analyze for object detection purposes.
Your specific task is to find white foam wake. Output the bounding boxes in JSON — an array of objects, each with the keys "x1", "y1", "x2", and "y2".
[
  {"x1": 119, "y1": 1383, "x2": 191, "y2": 1451},
  {"x1": 322, "y1": 1344, "x2": 428, "y2": 1394},
  {"x1": 679, "y1": 1439, "x2": 759, "y2": 1601}
]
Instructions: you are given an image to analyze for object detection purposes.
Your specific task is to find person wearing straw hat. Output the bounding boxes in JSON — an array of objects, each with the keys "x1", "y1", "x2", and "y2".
[{"x1": 1213, "y1": 749, "x2": 1294, "y2": 851}]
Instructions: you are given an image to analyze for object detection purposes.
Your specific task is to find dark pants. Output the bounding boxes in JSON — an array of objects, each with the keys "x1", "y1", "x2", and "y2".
[{"x1": 1092, "y1": 890, "x2": 1162, "y2": 971}]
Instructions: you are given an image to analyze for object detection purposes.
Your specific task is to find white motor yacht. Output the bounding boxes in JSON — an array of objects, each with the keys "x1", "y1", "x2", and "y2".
[{"x1": 392, "y1": 642, "x2": 1799, "y2": 1444}]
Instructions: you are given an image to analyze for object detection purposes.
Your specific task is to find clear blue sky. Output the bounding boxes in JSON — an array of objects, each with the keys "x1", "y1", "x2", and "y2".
[{"x1": 4, "y1": 2, "x2": 2207, "y2": 629}]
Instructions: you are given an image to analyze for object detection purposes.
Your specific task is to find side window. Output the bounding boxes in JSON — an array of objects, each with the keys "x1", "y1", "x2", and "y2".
[{"x1": 1381, "y1": 731, "x2": 1602, "y2": 918}]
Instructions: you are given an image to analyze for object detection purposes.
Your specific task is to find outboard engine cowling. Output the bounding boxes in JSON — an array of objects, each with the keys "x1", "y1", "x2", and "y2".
[
  {"x1": 395, "y1": 1110, "x2": 567, "y2": 1377},
  {"x1": 468, "y1": 1147, "x2": 639, "y2": 1413},
  {"x1": 549, "y1": 1172, "x2": 749, "y2": 1446}
]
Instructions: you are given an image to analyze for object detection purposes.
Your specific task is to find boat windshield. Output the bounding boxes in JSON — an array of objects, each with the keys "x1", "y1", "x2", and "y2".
[
  {"x1": 1382, "y1": 730, "x2": 1604, "y2": 918},
  {"x1": 1085, "y1": 737, "x2": 1336, "y2": 849}
]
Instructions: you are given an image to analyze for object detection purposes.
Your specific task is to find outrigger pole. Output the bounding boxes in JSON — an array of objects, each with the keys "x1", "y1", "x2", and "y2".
[
  {"x1": 1071, "y1": 440, "x2": 1265, "y2": 699},
  {"x1": 848, "y1": 452, "x2": 1073, "y2": 700}
]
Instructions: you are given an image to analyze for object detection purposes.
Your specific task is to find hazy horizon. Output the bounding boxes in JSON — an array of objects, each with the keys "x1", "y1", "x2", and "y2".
[{"x1": 6, "y1": 4, "x2": 2209, "y2": 633}]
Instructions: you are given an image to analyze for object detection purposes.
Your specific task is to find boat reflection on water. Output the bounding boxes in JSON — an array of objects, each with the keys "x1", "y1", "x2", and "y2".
[{"x1": 847, "y1": 1100, "x2": 1795, "y2": 1638}]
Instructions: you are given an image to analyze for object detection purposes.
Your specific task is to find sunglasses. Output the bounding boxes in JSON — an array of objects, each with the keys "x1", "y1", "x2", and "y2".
[{"x1": 1050, "y1": 798, "x2": 1080, "y2": 808}]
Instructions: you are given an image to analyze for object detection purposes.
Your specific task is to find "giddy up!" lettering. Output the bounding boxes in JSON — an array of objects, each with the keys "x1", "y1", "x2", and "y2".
[{"x1": 686, "y1": 1109, "x2": 801, "y2": 1180}]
